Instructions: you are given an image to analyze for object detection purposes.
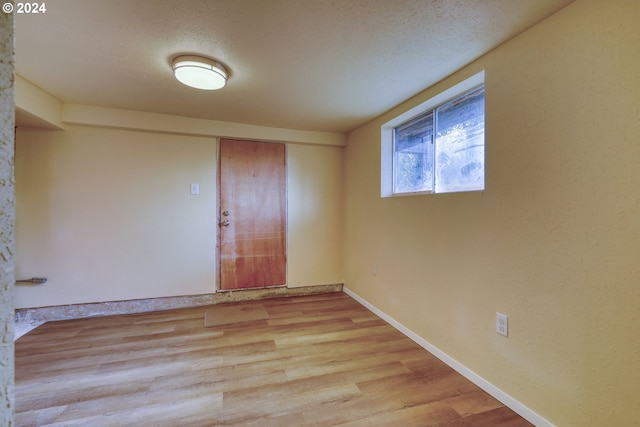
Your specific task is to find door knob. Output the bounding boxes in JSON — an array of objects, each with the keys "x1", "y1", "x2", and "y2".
[
  {"x1": 222, "y1": 210, "x2": 230, "y2": 216},
  {"x1": 221, "y1": 220, "x2": 230, "y2": 227}
]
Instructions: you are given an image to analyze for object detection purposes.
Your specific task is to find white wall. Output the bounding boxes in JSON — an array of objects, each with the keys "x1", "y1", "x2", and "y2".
[
  {"x1": 16, "y1": 125, "x2": 217, "y2": 306},
  {"x1": 15, "y1": 122, "x2": 344, "y2": 308},
  {"x1": 287, "y1": 143, "x2": 343, "y2": 287}
]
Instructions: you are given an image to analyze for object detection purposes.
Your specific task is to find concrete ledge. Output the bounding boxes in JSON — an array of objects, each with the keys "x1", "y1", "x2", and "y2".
[{"x1": 15, "y1": 284, "x2": 343, "y2": 340}]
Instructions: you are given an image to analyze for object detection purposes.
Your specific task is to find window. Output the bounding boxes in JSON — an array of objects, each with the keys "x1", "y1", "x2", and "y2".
[{"x1": 381, "y1": 71, "x2": 485, "y2": 196}]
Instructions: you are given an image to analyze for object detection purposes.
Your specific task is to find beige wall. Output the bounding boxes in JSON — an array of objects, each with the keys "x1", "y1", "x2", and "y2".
[
  {"x1": 343, "y1": 1, "x2": 640, "y2": 426},
  {"x1": 15, "y1": 125, "x2": 343, "y2": 308}
]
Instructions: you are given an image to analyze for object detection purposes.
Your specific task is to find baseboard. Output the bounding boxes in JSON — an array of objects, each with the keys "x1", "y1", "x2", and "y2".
[
  {"x1": 343, "y1": 286, "x2": 554, "y2": 427},
  {"x1": 14, "y1": 283, "x2": 343, "y2": 340}
]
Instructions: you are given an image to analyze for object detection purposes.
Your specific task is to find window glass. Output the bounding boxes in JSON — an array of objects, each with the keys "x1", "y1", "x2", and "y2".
[
  {"x1": 391, "y1": 85, "x2": 484, "y2": 195},
  {"x1": 381, "y1": 71, "x2": 484, "y2": 198},
  {"x1": 434, "y1": 87, "x2": 485, "y2": 193},
  {"x1": 393, "y1": 111, "x2": 434, "y2": 193}
]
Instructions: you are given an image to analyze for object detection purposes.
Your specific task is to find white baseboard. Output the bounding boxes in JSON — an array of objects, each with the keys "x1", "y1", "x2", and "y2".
[{"x1": 343, "y1": 286, "x2": 554, "y2": 427}]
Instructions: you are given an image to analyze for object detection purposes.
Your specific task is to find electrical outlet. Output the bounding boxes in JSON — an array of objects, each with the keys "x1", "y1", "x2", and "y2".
[
  {"x1": 371, "y1": 264, "x2": 377, "y2": 276},
  {"x1": 496, "y1": 312, "x2": 508, "y2": 337}
]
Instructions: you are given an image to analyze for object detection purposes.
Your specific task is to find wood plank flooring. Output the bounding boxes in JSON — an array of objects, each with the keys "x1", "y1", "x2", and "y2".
[{"x1": 15, "y1": 292, "x2": 533, "y2": 426}]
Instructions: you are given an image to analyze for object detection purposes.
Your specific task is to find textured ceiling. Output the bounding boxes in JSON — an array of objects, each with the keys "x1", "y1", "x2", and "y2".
[{"x1": 15, "y1": 0, "x2": 574, "y2": 133}]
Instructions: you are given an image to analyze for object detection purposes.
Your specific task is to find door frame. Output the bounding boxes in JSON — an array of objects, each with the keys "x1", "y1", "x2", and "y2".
[{"x1": 215, "y1": 137, "x2": 288, "y2": 291}]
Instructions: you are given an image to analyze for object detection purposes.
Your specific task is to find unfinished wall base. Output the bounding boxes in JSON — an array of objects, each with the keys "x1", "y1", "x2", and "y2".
[{"x1": 15, "y1": 284, "x2": 343, "y2": 339}]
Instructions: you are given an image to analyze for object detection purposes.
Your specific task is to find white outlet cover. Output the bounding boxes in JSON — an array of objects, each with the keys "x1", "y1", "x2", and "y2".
[{"x1": 496, "y1": 312, "x2": 508, "y2": 337}]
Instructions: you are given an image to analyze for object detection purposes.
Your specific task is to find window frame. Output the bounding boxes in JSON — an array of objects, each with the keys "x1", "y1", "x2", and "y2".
[{"x1": 381, "y1": 71, "x2": 485, "y2": 197}]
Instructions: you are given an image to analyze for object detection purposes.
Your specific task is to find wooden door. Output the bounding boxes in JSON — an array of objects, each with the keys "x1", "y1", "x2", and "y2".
[{"x1": 218, "y1": 139, "x2": 286, "y2": 290}]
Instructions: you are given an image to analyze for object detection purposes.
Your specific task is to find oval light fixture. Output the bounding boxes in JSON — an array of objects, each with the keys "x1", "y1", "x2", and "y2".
[{"x1": 172, "y1": 55, "x2": 228, "y2": 90}]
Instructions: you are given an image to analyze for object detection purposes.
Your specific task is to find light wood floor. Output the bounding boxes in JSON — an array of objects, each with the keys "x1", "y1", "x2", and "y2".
[{"x1": 15, "y1": 292, "x2": 532, "y2": 426}]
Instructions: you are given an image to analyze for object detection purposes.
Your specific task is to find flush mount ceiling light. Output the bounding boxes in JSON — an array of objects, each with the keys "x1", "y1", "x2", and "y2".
[{"x1": 172, "y1": 55, "x2": 228, "y2": 90}]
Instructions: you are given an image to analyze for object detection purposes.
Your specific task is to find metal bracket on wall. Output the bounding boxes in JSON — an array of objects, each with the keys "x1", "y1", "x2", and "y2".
[{"x1": 15, "y1": 277, "x2": 48, "y2": 285}]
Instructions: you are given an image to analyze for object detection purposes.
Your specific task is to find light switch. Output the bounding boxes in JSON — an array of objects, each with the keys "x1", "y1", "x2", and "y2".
[{"x1": 190, "y1": 183, "x2": 200, "y2": 195}]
